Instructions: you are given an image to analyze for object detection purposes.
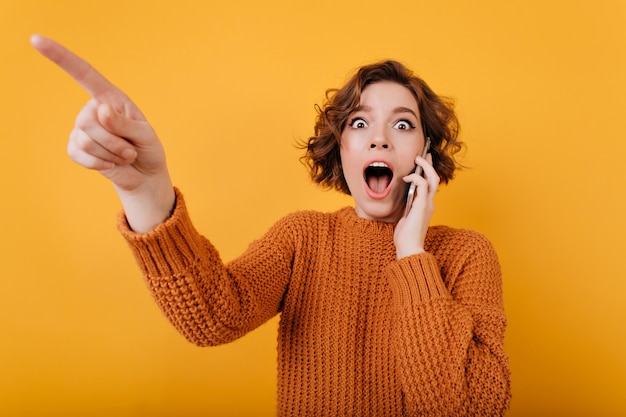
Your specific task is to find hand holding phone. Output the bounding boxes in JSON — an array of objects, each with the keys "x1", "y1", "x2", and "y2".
[{"x1": 403, "y1": 137, "x2": 431, "y2": 218}]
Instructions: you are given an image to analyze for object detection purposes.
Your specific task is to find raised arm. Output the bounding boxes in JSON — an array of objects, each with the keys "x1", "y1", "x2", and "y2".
[{"x1": 31, "y1": 35, "x2": 175, "y2": 232}]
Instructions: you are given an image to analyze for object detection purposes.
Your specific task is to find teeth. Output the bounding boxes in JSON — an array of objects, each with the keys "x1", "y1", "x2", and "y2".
[{"x1": 369, "y1": 162, "x2": 389, "y2": 168}]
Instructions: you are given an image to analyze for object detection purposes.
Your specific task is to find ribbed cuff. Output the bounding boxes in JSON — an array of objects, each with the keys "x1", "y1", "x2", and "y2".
[
  {"x1": 385, "y1": 253, "x2": 451, "y2": 308},
  {"x1": 117, "y1": 188, "x2": 202, "y2": 277}
]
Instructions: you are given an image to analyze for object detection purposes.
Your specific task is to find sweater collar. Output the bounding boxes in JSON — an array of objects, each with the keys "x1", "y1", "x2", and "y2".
[{"x1": 336, "y1": 207, "x2": 397, "y2": 238}]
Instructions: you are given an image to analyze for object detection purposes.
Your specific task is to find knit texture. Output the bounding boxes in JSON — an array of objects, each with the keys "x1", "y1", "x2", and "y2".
[{"x1": 119, "y1": 189, "x2": 511, "y2": 416}]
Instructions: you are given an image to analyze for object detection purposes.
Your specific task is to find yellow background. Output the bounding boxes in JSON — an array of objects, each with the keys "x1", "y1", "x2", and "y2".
[{"x1": 1, "y1": 0, "x2": 625, "y2": 416}]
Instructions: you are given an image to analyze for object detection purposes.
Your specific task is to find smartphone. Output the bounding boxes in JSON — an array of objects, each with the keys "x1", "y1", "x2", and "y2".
[{"x1": 404, "y1": 137, "x2": 431, "y2": 218}]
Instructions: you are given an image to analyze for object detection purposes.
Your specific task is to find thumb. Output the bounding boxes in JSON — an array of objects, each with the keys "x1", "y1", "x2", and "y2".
[{"x1": 97, "y1": 103, "x2": 156, "y2": 146}]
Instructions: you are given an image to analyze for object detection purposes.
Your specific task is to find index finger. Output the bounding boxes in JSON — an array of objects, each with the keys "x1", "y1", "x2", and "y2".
[{"x1": 30, "y1": 34, "x2": 118, "y2": 100}]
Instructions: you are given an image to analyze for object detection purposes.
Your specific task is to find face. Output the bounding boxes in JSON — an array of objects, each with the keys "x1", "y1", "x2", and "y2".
[{"x1": 340, "y1": 81, "x2": 426, "y2": 223}]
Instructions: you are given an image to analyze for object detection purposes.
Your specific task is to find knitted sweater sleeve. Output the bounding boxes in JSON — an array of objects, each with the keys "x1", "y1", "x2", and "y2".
[
  {"x1": 385, "y1": 229, "x2": 511, "y2": 416},
  {"x1": 118, "y1": 189, "x2": 295, "y2": 346}
]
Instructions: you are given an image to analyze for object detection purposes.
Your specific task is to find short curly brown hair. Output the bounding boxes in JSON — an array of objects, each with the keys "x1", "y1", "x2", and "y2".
[{"x1": 300, "y1": 60, "x2": 463, "y2": 195}]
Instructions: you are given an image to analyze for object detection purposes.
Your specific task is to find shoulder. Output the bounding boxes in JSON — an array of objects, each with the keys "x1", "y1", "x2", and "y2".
[
  {"x1": 276, "y1": 207, "x2": 348, "y2": 226},
  {"x1": 266, "y1": 208, "x2": 344, "y2": 239},
  {"x1": 428, "y1": 225, "x2": 494, "y2": 246},
  {"x1": 427, "y1": 226, "x2": 503, "y2": 295},
  {"x1": 274, "y1": 209, "x2": 332, "y2": 227},
  {"x1": 427, "y1": 225, "x2": 499, "y2": 260}
]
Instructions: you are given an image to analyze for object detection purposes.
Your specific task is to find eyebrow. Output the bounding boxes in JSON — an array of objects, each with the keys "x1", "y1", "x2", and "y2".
[{"x1": 354, "y1": 105, "x2": 418, "y2": 119}]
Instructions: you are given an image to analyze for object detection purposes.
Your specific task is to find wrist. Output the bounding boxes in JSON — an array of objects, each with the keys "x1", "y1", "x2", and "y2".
[
  {"x1": 115, "y1": 175, "x2": 176, "y2": 233},
  {"x1": 396, "y1": 246, "x2": 425, "y2": 260}
]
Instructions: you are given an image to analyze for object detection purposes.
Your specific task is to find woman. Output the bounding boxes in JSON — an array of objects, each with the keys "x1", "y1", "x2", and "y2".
[{"x1": 31, "y1": 34, "x2": 511, "y2": 416}]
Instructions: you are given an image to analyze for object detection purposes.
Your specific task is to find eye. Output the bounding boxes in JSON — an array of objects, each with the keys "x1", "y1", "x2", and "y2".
[
  {"x1": 393, "y1": 120, "x2": 415, "y2": 130},
  {"x1": 349, "y1": 117, "x2": 368, "y2": 129}
]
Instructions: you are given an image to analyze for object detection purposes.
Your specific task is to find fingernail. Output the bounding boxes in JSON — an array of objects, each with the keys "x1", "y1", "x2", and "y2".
[
  {"x1": 99, "y1": 103, "x2": 109, "y2": 116},
  {"x1": 122, "y1": 149, "x2": 136, "y2": 160}
]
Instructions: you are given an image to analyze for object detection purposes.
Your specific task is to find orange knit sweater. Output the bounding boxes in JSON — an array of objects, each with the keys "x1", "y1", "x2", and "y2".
[{"x1": 119, "y1": 189, "x2": 511, "y2": 416}]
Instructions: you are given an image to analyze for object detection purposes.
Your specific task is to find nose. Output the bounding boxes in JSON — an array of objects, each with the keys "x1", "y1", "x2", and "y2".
[{"x1": 369, "y1": 127, "x2": 390, "y2": 149}]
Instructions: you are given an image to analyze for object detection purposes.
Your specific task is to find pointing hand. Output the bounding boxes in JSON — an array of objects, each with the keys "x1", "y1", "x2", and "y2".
[{"x1": 32, "y1": 35, "x2": 175, "y2": 232}]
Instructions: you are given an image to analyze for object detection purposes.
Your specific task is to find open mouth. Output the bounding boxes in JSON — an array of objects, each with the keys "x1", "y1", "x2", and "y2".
[{"x1": 364, "y1": 162, "x2": 393, "y2": 194}]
